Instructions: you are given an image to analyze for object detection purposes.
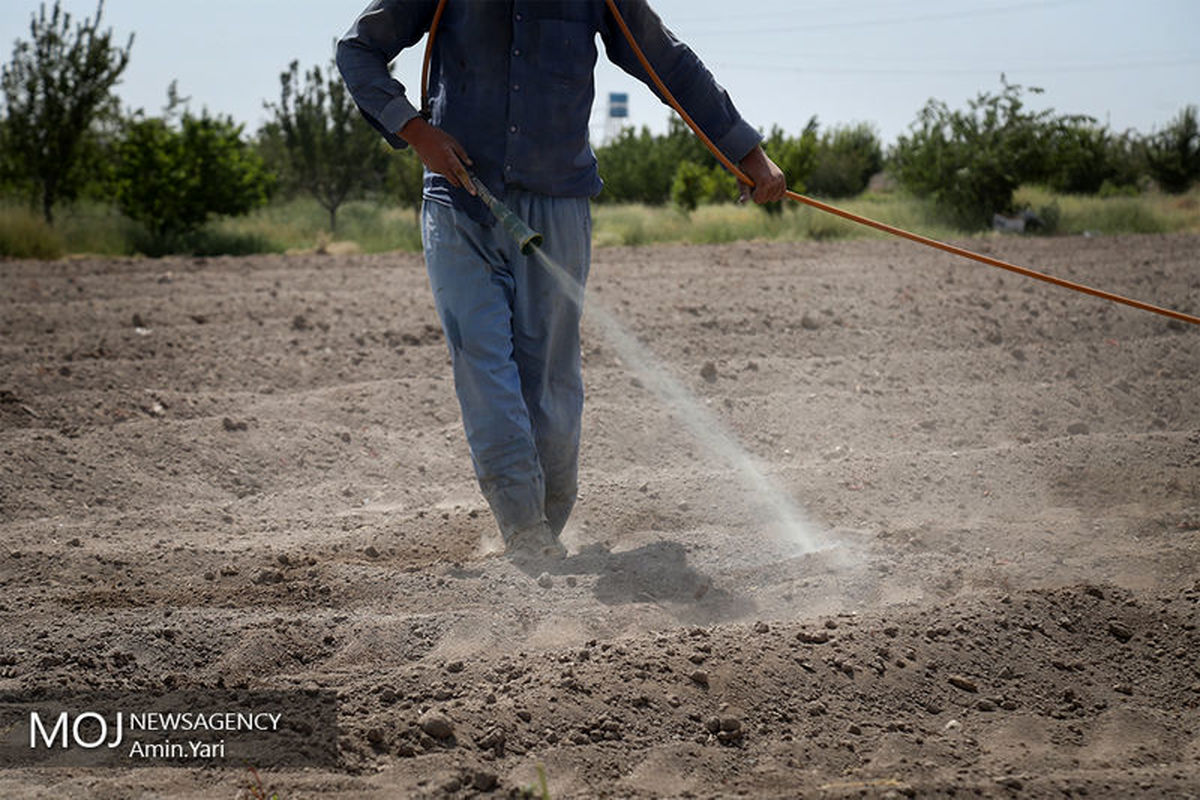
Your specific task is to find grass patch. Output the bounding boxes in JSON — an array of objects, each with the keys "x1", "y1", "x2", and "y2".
[
  {"x1": 2, "y1": 194, "x2": 422, "y2": 258},
  {"x1": 590, "y1": 191, "x2": 964, "y2": 248},
  {"x1": 8, "y1": 186, "x2": 1197, "y2": 260},
  {"x1": 53, "y1": 199, "x2": 143, "y2": 255},
  {"x1": 127, "y1": 227, "x2": 284, "y2": 258},
  {"x1": 212, "y1": 197, "x2": 423, "y2": 254},
  {"x1": 1015, "y1": 185, "x2": 1200, "y2": 235},
  {"x1": 593, "y1": 186, "x2": 1200, "y2": 248},
  {"x1": 0, "y1": 204, "x2": 63, "y2": 259}
]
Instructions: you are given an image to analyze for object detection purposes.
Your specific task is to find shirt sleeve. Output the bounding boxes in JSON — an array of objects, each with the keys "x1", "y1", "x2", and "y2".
[
  {"x1": 600, "y1": 0, "x2": 762, "y2": 166},
  {"x1": 336, "y1": 0, "x2": 437, "y2": 149}
]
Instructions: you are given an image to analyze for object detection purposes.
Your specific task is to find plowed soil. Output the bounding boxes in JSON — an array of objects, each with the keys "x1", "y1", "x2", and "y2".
[{"x1": 2, "y1": 233, "x2": 1198, "y2": 798}]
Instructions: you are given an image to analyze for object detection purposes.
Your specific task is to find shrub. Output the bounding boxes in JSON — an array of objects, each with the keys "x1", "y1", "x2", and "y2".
[
  {"x1": 1044, "y1": 123, "x2": 1143, "y2": 195},
  {"x1": 760, "y1": 120, "x2": 817, "y2": 215},
  {"x1": 807, "y1": 122, "x2": 883, "y2": 198},
  {"x1": 1033, "y1": 201, "x2": 1060, "y2": 235},
  {"x1": 113, "y1": 110, "x2": 273, "y2": 253},
  {"x1": 1145, "y1": 105, "x2": 1200, "y2": 194},
  {"x1": 670, "y1": 161, "x2": 706, "y2": 213},
  {"x1": 597, "y1": 116, "x2": 714, "y2": 204},
  {"x1": 670, "y1": 160, "x2": 736, "y2": 212},
  {"x1": 890, "y1": 79, "x2": 1068, "y2": 229}
]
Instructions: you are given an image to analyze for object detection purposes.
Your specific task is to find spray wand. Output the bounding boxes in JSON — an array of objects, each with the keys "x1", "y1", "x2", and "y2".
[{"x1": 471, "y1": 176, "x2": 544, "y2": 255}]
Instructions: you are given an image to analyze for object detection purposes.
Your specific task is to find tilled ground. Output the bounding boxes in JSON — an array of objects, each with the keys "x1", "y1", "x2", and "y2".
[{"x1": 1, "y1": 232, "x2": 1198, "y2": 798}]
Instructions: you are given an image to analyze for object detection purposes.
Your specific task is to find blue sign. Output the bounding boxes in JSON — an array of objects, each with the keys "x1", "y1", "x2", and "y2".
[{"x1": 608, "y1": 92, "x2": 628, "y2": 118}]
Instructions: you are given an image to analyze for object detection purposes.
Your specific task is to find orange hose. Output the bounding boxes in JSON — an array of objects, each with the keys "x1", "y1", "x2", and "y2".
[{"x1": 603, "y1": 0, "x2": 1199, "y2": 327}]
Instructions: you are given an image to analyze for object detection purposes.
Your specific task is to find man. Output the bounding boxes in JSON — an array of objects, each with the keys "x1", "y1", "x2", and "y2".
[{"x1": 338, "y1": 0, "x2": 785, "y2": 564}]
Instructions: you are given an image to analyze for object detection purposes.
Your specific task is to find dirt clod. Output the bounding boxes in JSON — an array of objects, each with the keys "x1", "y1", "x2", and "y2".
[
  {"x1": 1107, "y1": 621, "x2": 1134, "y2": 642},
  {"x1": 418, "y1": 710, "x2": 454, "y2": 740},
  {"x1": 472, "y1": 770, "x2": 498, "y2": 791},
  {"x1": 948, "y1": 675, "x2": 979, "y2": 693}
]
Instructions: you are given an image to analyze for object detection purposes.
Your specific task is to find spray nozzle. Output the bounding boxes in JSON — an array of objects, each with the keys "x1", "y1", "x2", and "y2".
[{"x1": 470, "y1": 176, "x2": 543, "y2": 255}]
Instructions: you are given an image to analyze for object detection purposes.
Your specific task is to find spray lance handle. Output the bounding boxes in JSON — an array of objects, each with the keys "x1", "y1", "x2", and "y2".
[{"x1": 469, "y1": 176, "x2": 544, "y2": 256}]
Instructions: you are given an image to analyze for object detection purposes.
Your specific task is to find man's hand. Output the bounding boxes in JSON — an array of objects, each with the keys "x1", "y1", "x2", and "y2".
[
  {"x1": 737, "y1": 146, "x2": 786, "y2": 204},
  {"x1": 399, "y1": 117, "x2": 476, "y2": 195}
]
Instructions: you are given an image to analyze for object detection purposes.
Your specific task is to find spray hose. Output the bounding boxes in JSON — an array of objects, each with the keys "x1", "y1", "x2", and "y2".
[
  {"x1": 417, "y1": 0, "x2": 1196, "y2": 326},
  {"x1": 600, "y1": 0, "x2": 1199, "y2": 327}
]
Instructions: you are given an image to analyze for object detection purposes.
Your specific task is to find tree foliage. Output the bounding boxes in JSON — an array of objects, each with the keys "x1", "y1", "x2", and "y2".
[
  {"x1": 1144, "y1": 105, "x2": 1200, "y2": 194},
  {"x1": 807, "y1": 122, "x2": 883, "y2": 198},
  {"x1": 1043, "y1": 122, "x2": 1129, "y2": 195},
  {"x1": 0, "y1": 0, "x2": 131, "y2": 222},
  {"x1": 113, "y1": 108, "x2": 272, "y2": 252},
  {"x1": 387, "y1": 146, "x2": 425, "y2": 220},
  {"x1": 265, "y1": 59, "x2": 388, "y2": 232},
  {"x1": 598, "y1": 115, "x2": 816, "y2": 214},
  {"x1": 670, "y1": 160, "x2": 736, "y2": 212},
  {"x1": 759, "y1": 120, "x2": 817, "y2": 213},
  {"x1": 890, "y1": 79, "x2": 1075, "y2": 229},
  {"x1": 596, "y1": 116, "x2": 714, "y2": 204}
]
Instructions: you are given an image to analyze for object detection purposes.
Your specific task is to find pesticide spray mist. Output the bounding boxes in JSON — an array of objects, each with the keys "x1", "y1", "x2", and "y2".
[{"x1": 531, "y1": 246, "x2": 827, "y2": 556}]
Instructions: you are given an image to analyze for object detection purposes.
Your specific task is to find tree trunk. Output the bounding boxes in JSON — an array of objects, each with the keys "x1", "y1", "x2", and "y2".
[
  {"x1": 329, "y1": 205, "x2": 337, "y2": 235},
  {"x1": 42, "y1": 185, "x2": 54, "y2": 225}
]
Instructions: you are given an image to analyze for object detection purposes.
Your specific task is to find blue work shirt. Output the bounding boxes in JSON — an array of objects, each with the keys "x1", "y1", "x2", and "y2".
[{"x1": 337, "y1": 0, "x2": 762, "y2": 220}]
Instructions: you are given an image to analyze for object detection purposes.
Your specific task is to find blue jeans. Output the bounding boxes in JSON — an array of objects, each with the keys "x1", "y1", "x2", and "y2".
[{"x1": 421, "y1": 191, "x2": 591, "y2": 542}]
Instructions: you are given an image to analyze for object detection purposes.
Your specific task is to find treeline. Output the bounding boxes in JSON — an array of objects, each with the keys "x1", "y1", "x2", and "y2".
[
  {"x1": 596, "y1": 79, "x2": 1199, "y2": 230},
  {"x1": 891, "y1": 80, "x2": 1199, "y2": 229},
  {"x1": 596, "y1": 116, "x2": 883, "y2": 210},
  {"x1": 1, "y1": 3, "x2": 1198, "y2": 258},
  {"x1": 0, "y1": 1, "x2": 426, "y2": 256}
]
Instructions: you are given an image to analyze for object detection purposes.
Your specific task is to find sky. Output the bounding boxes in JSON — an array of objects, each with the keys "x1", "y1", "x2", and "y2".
[{"x1": 1, "y1": 0, "x2": 1197, "y2": 147}]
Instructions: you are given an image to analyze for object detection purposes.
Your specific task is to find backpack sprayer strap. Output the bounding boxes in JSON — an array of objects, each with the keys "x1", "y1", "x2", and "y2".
[{"x1": 419, "y1": 0, "x2": 449, "y2": 120}]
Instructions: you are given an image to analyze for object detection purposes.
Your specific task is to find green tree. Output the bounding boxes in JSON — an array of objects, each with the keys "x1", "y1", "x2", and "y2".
[
  {"x1": 387, "y1": 146, "x2": 425, "y2": 221},
  {"x1": 890, "y1": 79, "x2": 1068, "y2": 229},
  {"x1": 670, "y1": 160, "x2": 706, "y2": 212},
  {"x1": 0, "y1": 0, "x2": 132, "y2": 223},
  {"x1": 1044, "y1": 122, "x2": 1114, "y2": 194},
  {"x1": 760, "y1": 120, "x2": 817, "y2": 214},
  {"x1": 1144, "y1": 105, "x2": 1200, "y2": 194},
  {"x1": 596, "y1": 115, "x2": 715, "y2": 204},
  {"x1": 1042, "y1": 121, "x2": 1145, "y2": 195},
  {"x1": 113, "y1": 108, "x2": 272, "y2": 252},
  {"x1": 670, "y1": 160, "x2": 737, "y2": 212},
  {"x1": 807, "y1": 122, "x2": 883, "y2": 198},
  {"x1": 595, "y1": 125, "x2": 660, "y2": 203},
  {"x1": 266, "y1": 59, "x2": 388, "y2": 232}
]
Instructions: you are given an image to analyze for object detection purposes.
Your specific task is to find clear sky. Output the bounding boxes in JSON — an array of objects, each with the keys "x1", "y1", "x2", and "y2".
[{"x1": 2, "y1": 0, "x2": 1197, "y2": 146}]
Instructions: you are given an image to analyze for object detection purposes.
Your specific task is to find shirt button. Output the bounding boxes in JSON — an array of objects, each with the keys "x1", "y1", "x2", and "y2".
[
  {"x1": 513, "y1": 48, "x2": 521, "y2": 56},
  {"x1": 505, "y1": 164, "x2": 513, "y2": 172},
  {"x1": 509, "y1": 125, "x2": 518, "y2": 133},
  {"x1": 512, "y1": 84, "x2": 520, "y2": 91},
  {"x1": 515, "y1": 13, "x2": 523, "y2": 21}
]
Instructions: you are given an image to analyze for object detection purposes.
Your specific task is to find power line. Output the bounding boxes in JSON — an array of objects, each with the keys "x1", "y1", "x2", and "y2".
[
  {"x1": 684, "y1": 0, "x2": 1087, "y2": 35},
  {"x1": 714, "y1": 56, "x2": 1200, "y2": 76},
  {"x1": 696, "y1": 46, "x2": 1198, "y2": 65}
]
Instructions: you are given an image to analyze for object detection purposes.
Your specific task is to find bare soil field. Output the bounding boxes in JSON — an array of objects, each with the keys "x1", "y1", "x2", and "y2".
[{"x1": 1, "y1": 233, "x2": 1198, "y2": 798}]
